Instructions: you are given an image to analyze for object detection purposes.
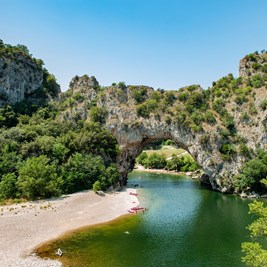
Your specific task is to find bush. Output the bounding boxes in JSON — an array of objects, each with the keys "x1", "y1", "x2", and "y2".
[
  {"x1": 93, "y1": 181, "x2": 101, "y2": 192},
  {"x1": 163, "y1": 91, "x2": 176, "y2": 106},
  {"x1": 166, "y1": 154, "x2": 199, "y2": 172},
  {"x1": 89, "y1": 106, "x2": 108, "y2": 123},
  {"x1": 163, "y1": 139, "x2": 175, "y2": 146},
  {"x1": 205, "y1": 110, "x2": 216, "y2": 124},
  {"x1": 117, "y1": 82, "x2": 126, "y2": 90},
  {"x1": 178, "y1": 92, "x2": 189, "y2": 102},
  {"x1": 136, "y1": 99, "x2": 158, "y2": 118},
  {"x1": 260, "y1": 100, "x2": 267, "y2": 110},
  {"x1": 73, "y1": 93, "x2": 85, "y2": 102},
  {"x1": 233, "y1": 152, "x2": 267, "y2": 192},
  {"x1": 142, "y1": 153, "x2": 167, "y2": 169},
  {"x1": 0, "y1": 173, "x2": 17, "y2": 199},
  {"x1": 132, "y1": 87, "x2": 147, "y2": 103},
  {"x1": 239, "y1": 144, "x2": 251, "y2": 158},
  {"x1": 250, "y1": 75, "x2": 264, "y2": 88},
  {"x1": 62, "y1": 153, "x2": 105, "y2": 193},
  {"x1": 191, "y1": 112, "x2": 205, "y2": 125},
  {"x1": 17, "y1": 155, "x2": 63, "y2": 199},
  {"x1": 220, "y1": 143, "x2": 236, "y2": 160},
  {"x1": 136, "y1": 152, "x2": 148, "y2": 165}
]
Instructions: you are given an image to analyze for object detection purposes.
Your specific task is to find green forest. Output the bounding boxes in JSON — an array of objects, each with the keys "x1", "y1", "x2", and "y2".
[{"x1": 0, "y1": 105, "x2": 120, "y2": 200}]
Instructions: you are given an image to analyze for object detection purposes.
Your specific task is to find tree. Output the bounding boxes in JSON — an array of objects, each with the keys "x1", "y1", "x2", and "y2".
[
  {"x1": 16, "y1": 44, "x2": 30, "y2": 55},
  {"x1": 0, "y1": 173, "x2": 17, "y2": 199},
  {"x1": 89, "y1": 106, "x2": 108, "y2": 123},
  {"x1": 233, "y1": 157, "x2": 267, "y2": 192},
  {"x1": 242, "y1": 201, "x2": 267, "y2": 266},
  {"x1": 143, "y1": 153, "x2": 166, "y2": 169},
  {"x1": 61, "y1": 153, "x2": 105, "y2": 193},
  {"x1": 16, "y1": 155, "x2": 63, "y2": 199},
  {"x1": 136, "y1": 152, "x2": 148, "y2": 165}
]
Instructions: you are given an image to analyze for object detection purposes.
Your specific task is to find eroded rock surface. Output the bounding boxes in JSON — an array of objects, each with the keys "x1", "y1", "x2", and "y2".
[
  {"x1": 59, "y1": 53, "x2": 267, "y2": 192},
  {"x1": 0, "y1": 42, "x2": 60, "y2": 107}
]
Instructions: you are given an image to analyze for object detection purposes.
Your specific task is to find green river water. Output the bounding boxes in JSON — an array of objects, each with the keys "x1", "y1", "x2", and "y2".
[{"x1": 39, "y1": 172, "x2": 259, "y2": 267}]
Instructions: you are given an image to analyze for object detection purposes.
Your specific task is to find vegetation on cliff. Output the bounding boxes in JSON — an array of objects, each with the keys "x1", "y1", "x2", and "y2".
[
  {"x1": 242, "y1": 200, "x2": 267, "y2": 266},
  {"x1": 0, "y1": 42, "x2": 267, "y2": 201},
  {"x1": 0, "y1": 39, "x2": 60, "y2": 126}
]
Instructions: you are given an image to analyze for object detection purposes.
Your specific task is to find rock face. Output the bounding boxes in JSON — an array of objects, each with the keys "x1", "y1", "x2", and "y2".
[
  {"x1": 0, "y1": 42, "x2": 60, "y2": 107},
  {"x1": 59, "y1": 52, "x2": 267, "y2": 193},
  {"x1": 239, "y1": 52, "x2": 267, "y2": 77},
  {"x1": 0, "y1": 56, "x2": 43, "y2": 106}
]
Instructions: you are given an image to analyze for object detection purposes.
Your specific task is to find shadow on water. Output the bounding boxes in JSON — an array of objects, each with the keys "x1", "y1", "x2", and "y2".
[{"x1": 38, "y1": 172, "x2": 258, "y2": 267}]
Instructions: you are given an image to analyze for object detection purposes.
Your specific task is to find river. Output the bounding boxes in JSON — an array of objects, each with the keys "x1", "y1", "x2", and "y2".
[{"x1": 39, "y1": 171, "x2": 258, "y2": 266}]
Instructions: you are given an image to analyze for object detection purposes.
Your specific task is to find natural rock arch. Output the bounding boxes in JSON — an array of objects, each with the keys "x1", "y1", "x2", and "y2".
[
  {"x1": 61, "y1": 53, "x2": 267, "y2": 192},
  {"x1": 108, "y1": 116, "x2": 228, "y2": 192}
]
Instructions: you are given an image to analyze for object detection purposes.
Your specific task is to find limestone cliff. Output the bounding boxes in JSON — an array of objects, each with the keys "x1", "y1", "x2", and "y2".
[
  {"x1": 58, "y1": 51, "x2": 267, "y2": 192},
  {"x1": 0, "y1": 40, "x2": 60, "y2": 108}
]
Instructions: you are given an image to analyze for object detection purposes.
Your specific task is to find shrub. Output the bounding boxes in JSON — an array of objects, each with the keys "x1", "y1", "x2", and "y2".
[
  {"x1": 250, "y1": 75, "x2": 264, "y2": 88},
  {"x1": 151, "y1": 91, "x2": 161, "y2": 101},
  {"x1": 235, "y1": 95, "x2": 248, "y2": 105},
  {"x1": 205, "y1": 110, "x2": 216, "y2": 124},
  {"x1": 233, "y1": 157, "x2": 267, "y2": 192},
  {"x1": 191, "y1": 112, "x2": 205, "y2": 125},
  {"x1": 178, "y1": 92, "x2": 189, "y2": 102},
  {"x1": 164, "y1": 139, "x2": 175, "y2": 146},
  {"x1": 136, "y1": 99, "x2": 158, "y2": 118},
  {"x1": 185, "y1": 91, "x2": 206, "y2": 113},
  {"x1": 89, "y1": 106, "x2": 108, "y2": 123},
  {"x1": 136, "y1": 152, "x2": 148, "y2": 165},
  {"x1": 165, "y1": 115, "x2": 172, "y2": 125},
  {"x1": 262, "y1": 64, "x2": 267, "y2": 73},
  {"x1": 143, "y1": 153, "x2": 167, "y2": 169},
  {"x1": 166, "y1": 154, "x2": 199, "y2": 172},
  {"x1": 62, "y1": 153, "x2": 105, "y2": 193},
  {"x1": 213, "y1": 99, "x2": 225, "y2": 115},
  {"x1": 93, "y1": 181, "x2": 101, "y2": 192},
  {"x1": 200, "y1": 134, "x2": 210, "y2": 145},
  {"x1": 132, "y1": 87, "x2": 147, "y2": 103},
  {"x1": 163, "y1": 91, "x2": 176, "y2": 106},
  {"x1": 260, "y1": 100, "x2": 267, "y2": 110},
  {"x1": 73, "y1": 93, "x2": 85, "y2": 102},
  {"x1": 17, "y1": 155, "x2": 63, "y2": 199},
  {"x1": 220, "y1": 143, "x2": 236, "y2": 160},
  {"x1": 0, "y1": 173, "x2": 17, "y2": 199},
  {"x1": 239, "y1": 144, "x2": 251, "y2": 158},
  {"x1": 117, "y1": 82, "x2": 126, "y2": 90}
]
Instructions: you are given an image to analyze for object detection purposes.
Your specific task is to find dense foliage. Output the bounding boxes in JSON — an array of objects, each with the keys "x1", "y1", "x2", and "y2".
[
  {"x1": 233, "y1": 150, "x2": 267, "y2": 193},
  {"x1": 0, "y1": 105, "x2": 120, "y2": 201},
  {"x1": 242, "y1": 200, "x2": 267, "y2": 266},
  {"x1": 136, "y1": 151, "x2": 199, "y2": 172}
]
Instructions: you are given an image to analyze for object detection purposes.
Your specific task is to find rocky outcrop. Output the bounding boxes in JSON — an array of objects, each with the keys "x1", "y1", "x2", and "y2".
[
  {"x1": 59, "y1": 51, "x2": 267, "y2": 193},
  {"x1": 239, "y1": 52, "x2": 267, "y2": 77},
  {"x1": 0, "y1": 57, "x2": 43, "y2": 106},
  {"x1": 0, "y1": 41, "x2": 60, "y2": 107}
]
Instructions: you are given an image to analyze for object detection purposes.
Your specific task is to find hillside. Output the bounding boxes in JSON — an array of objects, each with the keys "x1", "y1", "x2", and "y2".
[
  {"x1": 0, "y1": 39, "x2": 60, "y2": 118},
  {"x1": 55, "y1": 51, "x2": 267, "y2": 193},
  {"x1": 0, "y1": 40, "x2": 267, "y2": 200}
]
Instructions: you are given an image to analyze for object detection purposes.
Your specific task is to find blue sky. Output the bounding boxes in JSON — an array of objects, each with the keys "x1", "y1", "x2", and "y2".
[{"x1": 0, "y1": 0, "x2": 267, "y2": 91}]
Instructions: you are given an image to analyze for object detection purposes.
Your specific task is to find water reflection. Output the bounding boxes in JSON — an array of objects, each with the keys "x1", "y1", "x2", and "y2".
[{"x1": 39, "y1": 172, "x2": 257, "y2": 267}]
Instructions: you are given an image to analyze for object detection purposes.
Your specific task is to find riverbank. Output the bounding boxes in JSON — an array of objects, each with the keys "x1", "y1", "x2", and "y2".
[
  {"x1": 134, "y1": 164, "x2": 201, "y2": 178},
  {"x1": 0, "y1": 188, "x2": 138, "y2": 267}
]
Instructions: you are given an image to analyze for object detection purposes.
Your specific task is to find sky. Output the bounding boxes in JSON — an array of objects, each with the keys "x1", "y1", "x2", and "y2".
[{"x1": 0, "y1": 0, "x2": 267, "y2": 91}]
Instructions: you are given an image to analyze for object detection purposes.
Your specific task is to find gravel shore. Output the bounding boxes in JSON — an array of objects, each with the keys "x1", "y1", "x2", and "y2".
[{"x1": 0, "y1": 188, "x2": 138, "y2": 267}]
